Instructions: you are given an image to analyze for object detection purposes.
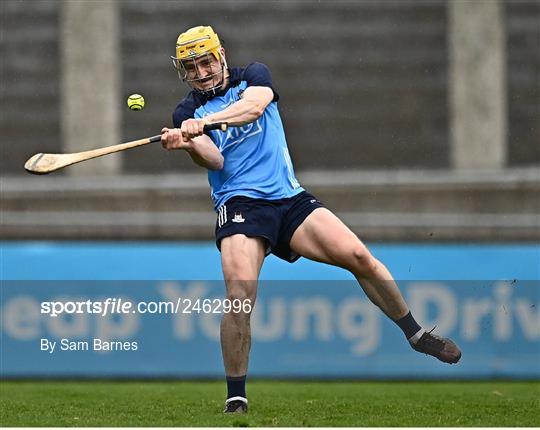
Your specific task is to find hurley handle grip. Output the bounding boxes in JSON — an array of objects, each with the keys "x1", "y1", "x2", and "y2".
[
  {"x1": 149, "y1": 122, "x2": 229, "y2": 143},
  {"x1": 204, "y1": 122, "x2": 228, "y2": 132}
]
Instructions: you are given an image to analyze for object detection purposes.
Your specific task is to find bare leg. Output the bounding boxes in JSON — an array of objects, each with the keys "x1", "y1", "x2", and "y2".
[
  {"x1": 353, "y1": 259, "x2": 408, "y2": 320},
  {"x1": 220, "y1": 234, "x2": 266, "y2": 376},
  {"x1": 290, "y1": 208, "x2": 408, "y2": 320},
  {"x1": 292, "y1": 207, "x2": 461, "y2": 364}
]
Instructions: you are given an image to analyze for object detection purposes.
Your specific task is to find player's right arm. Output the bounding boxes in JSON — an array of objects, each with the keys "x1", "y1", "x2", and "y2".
[{"x1": 161, "y1": 127, "x2": 224, "y2": 170}]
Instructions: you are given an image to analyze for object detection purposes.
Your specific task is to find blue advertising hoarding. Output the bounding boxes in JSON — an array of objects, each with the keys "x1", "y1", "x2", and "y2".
[{"x1": 1, "y1": 242, "x2": 539, "y2": 378}]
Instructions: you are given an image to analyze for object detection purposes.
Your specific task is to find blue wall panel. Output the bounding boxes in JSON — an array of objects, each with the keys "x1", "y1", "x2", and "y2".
[{"x1": 1, "y1": 242, "x2": 539, "y2": 378}]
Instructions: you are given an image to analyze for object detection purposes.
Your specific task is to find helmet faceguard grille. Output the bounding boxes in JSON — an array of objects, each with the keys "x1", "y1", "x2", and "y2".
[{"x1": 171, "y1": 51, "x2": 228, "y2": 96}]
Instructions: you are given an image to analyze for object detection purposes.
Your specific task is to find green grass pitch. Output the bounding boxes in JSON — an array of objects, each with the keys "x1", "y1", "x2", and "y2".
[{"x1": 1, "y1": 380, "x2": 538, "y2": 427}]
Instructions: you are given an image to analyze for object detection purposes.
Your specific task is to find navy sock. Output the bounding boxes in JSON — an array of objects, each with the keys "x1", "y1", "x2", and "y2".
[
  {"x1": 226, "y1": 375, "x2": 246, "y2": 399},
  {"x1": 394, "y1": 311, "x2": 422, "y2": 340}
]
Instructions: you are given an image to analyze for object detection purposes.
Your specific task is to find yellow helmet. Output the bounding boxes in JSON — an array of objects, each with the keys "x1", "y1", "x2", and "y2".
[
  {"x1": 171, "y1": 25, "x2": 227, "y2": 95},
  {"x1": 175, "y1": 25, "x2": 222, "y2": 62}
]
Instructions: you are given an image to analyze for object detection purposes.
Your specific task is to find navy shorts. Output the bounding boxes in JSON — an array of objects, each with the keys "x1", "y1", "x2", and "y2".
[{"x1": 215, "y1": 191, "x2": 324, "y2": 262}]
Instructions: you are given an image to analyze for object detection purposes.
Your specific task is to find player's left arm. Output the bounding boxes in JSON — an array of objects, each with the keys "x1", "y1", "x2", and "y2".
[
  {"x1": 181, "y1": 62, "x2": 278, "y2": 139},
  {"x1": 180, "y1": 87, "x2": 273, "y2": 139},
  {"x1": 205, "y1": 86, "x2": 274, "y2": 126}
]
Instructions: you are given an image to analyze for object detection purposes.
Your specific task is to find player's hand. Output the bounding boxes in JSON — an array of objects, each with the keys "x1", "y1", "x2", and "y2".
[
  {"x1": 180, "y1": 118, "x2": 207, "y2": 141},
  {"x1": 161, "y1": 127, "x2": 190, "y2": 150}
]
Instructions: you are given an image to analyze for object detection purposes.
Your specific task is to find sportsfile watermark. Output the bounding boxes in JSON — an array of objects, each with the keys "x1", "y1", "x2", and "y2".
[
  {"x1": 41, "y1": 297, "x2": 252, "y2": 317},
  {"x1": 1, "y1": 280, "x2": 538, "y2": 377}
]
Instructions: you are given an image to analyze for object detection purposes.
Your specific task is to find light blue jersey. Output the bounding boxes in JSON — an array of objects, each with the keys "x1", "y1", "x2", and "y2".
[{"x1": 173, "y1": 63, "x2": 303, "y2": 210}]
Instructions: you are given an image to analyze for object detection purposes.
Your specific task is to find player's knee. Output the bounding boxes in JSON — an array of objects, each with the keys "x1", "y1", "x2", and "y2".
[
  {"x1": 226, "y1": 281, "x2": 257, "y2": 307},
  {"x1": 226, "y1": 285, "x2": 249, "y2": 302},
  {"x1": 349, "y1": 244, "x2": 378, "y2": 277}
]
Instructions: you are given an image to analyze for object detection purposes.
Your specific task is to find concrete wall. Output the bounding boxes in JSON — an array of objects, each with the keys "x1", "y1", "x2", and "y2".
[
  {"x1": 449, "y1": 0, "x2": 507, "y2": 169},
  {"x1": 2, "y1": 1, "x2": 61, "y2": 173},
  {"x1": 506, "y1": 0, "x2": 540, "y2": 165},
  {"x1": 3, "y1": 168, "x2": 538, "y2": 241},
  {"x1": 1, "y1": 1, "x2": 538, "y2": 241},
  {"x1": 120, "y1": 0, "x2": 450, "y2": 172},
  {"x1": 2, "y1": 0, "x2": 539, "y2": 175}
]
